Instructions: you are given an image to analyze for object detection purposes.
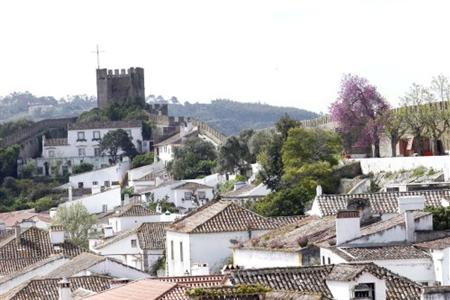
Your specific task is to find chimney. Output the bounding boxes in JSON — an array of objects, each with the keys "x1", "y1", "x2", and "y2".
[
  {"x1": 336, "y1": 210, "x2": 361, "y2": 246},
  {"x1": 316, "y1": 185, "x2": 323, "y2": 197},
  {"x1": 68, "y1": 186, "x2": 73, "y2": 202},
  {"x1": 398, "y1": 195, "x2": 425, "y2": 213},
  {"x1": 49, "y1": 225, "x2": 65, "y2": 245},
  {"x1": 123, "y1": 194, "x2": 130, "y2": 206},
  {"x1": 58, "y1": 278, "x2": 72, "y2": 300},
  {"x1": 104, "y1": 226, "x2": 114, "y2": 238},
  {"x1": 0, "y1": 222, "x2": 6, "y2": 232},
  {"x1": 14, "y1": 225, "x2": 21, "y2": 248},
  {"x1": 405, "y1": 210, "x2": 415, "y2": 242},
  {"x1": 155, "y1": 202, "x2": 162, "y2": 214}
]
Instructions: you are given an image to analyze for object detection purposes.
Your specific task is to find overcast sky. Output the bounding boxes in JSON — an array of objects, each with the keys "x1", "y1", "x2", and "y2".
[{"x1": 1, "y1": 0, "x2": 450, "y2": 113}]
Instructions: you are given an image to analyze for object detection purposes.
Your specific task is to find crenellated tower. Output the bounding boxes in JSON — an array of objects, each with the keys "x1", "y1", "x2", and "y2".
[{"x1": 96, "y1": 67, "x2": 145, "y2": 109}]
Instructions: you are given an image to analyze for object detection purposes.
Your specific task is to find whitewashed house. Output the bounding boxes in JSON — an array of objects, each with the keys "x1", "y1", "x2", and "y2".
[
  {"x1": 59, "y1": 186, "x2": 121, "y2": 214},
  {"x1": 127, "y1": 161, "x2": 169, "y2": 192},
  {"x1": 34, "y1": 120, "x2": 149, "y2": 176},
  {"x1": 107, "y1": 203, "x2": 161, "y2": 233},
  {"x1": 90, "y1": 222, "x2": 169, "y2": 273},
  {"x1": 166, "y1": 200, "x2": 278, "y2": 276},
  {"x1": 68, "y1": 160, "x2": 130, "y2": 189},
  {"x1": 143, "y1": 181, "x2": 215, "y2": 213},
  {"x1": 415, "y1": 236, "x2": 450, "y2": 286}
]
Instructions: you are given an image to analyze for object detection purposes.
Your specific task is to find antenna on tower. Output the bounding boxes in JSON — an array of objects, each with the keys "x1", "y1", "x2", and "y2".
[{"x1": 91, "y1": 44, "x2": 105, "y2": 69}]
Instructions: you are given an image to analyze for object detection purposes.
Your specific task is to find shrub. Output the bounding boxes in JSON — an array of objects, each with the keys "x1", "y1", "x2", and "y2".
[
  {"x1": 33, "y1": 197, "x2": 55, "y2": 212},
  {"x1": 132, "y1": 152, "x2": 154, "y2": 168},
  {"x1": 72, "y1": 163, "x2": 94, "y2": 174}
]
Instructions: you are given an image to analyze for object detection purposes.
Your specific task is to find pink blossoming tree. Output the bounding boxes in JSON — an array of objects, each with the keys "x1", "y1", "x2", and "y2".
[{"x1": 330, "y1": 74, "x2": 390, "y2": 157}]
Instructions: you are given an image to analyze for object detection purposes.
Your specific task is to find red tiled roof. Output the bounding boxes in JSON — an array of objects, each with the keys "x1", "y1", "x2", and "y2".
[
  {"x1": 0, "y1": 210, "x2": 51, "y2": 227},
  {"x1": 159, "y1": 275, "x2": 227, "y2": 287},
  {"x1": 169, "y1": 201, "x2": 278, "y2": 234}
]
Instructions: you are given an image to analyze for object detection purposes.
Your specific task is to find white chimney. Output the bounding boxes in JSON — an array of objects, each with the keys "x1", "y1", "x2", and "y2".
[
  {"x1": 49, "y1": 208, "x2": 58, "y2": 219},
  {"x1": 0, "y1": 222, "x2": 6, "y2": 232},
  {"x1": 155, "y1": 202, "x2": 162, "y2": 214},
  {"x1": 336, "y1": 210, "x2": 361, "y2": 246},
  {"x1": 68, "y1": 186, "x2": 73, "y2": 202},
  {"x1": 104, "y1": 226, "x2": 114, "y2": 238},
  {"x1": 405, "y1": 210, "x2": 416, "y2": 243},
  {"x1": 14, "y1": 225, "x2": 21, "y2": 241},
  {"x1": 123, "y1": 194, "x2": 130, "y2": 206},
  {"x1": 398, "y1": 195, "x2": 425, "y2": 213},
  {"x1": 50, "y1": 225, "x2": 65, "y2": 245},
  {"x1": 58, "y1": 278, "x2": 72, "y2": 300},
  {"x1": 316, "y1": 185, "x2": 323, "y2": 197}
]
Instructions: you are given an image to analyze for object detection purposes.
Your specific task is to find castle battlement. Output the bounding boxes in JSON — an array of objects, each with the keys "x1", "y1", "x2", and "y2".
[{"x1": 96, "y1": 67, "x2": 145, "y2": 108}]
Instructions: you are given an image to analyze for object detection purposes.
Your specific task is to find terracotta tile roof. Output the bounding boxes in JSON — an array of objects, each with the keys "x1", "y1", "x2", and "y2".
[
  {"x1": 84, "y1": 279, "x2": 177, "y2": 300},
  {"x1": 240, "y1": 216, "x2": 335, "y2": 252},
  {"x1": 316, "y1": 189, "x2": 448, "y2": 216},
  {"x1": 229, "y1": 263, "x2": 423, "y2": 300},
  {"x1": 68, "y1": 120, "x2": 142, "y2": 130},
  {"x1": 270, "y1": 215, "x2": 306, "y2": 227},
  {"x1": 415, "y1": 235, "x2": 450, "y2": 250},
  {"x1": 0, "y1": 210, "x2": 51, "y2": 227},
  {"x1": 3, "y1": 275, "x2": 112, "y2": 300},
  {"x1": 222, "y1": 184, "x2": 257, "y2": 198},
  {"x1": 0, "y1": 226, "x2": 84, "y2": 276},
  {"x1": 169, "y1": 201, "x2": 279, "y2": 233},
  {"x1": 158, "y1": 284, "x2": 189, "y2": 300},
  {"x1": 94, "y1": 222, "x2": 170, "y2": 251},
  {"x1": 45, "y1": 138, "x2": 68, "y2": 146},
  {"x1": 45, "y1": 252, "x2": 105, "y2": 278},
  {"x1": 159, "y1": 275, "x2": 227, "y2": 287},
  {"x1": 329, "y1": 245, "x2": 430, "y2": 261},
  {"x1": 171, "y1": 182, "x2": 213, "y2": 191},
  {"x1": 113, "y1": 203, "x2": 159, "y2": 217},
  {"x1": 137, "y1": 222, "x2": 170, "y2": 250},
  {"x1": 266, "y1": 291, "x2": 328, "y2": 300},
  {"x1": 154, "y1": 133, "x2": 182, "y2": 147}
]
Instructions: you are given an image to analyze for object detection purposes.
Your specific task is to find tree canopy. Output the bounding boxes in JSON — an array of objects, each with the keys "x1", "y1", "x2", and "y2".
[
  {"x1": 99, "y1": 129, "x2": 137, "y2": 163},
  {"x1": 167, "y1": 137, "x2": 217, "y2": 180}
]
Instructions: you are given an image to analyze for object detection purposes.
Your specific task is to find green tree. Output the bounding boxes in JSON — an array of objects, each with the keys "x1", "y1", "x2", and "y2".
[
  {"x1": 247, "y1": 129, "x2": 274, "y2": 158},
  {"x1": 255, "y1": 184, "x2": 311, "y2": 216},
  {"x1": 53, "y1": 202, "x2": 96, "y2": 247},
  {"x1": 167, "y1": 137, "x2": 217, "y2": 180},
  {"x1": 33, "y1": 196, "x2": 55, "y2": 212},
  {"x1": 382, "y1": 109, "x2": 407, "y2": 157},
  {"x1": 72, "y1": 163, "x2": 94, "y2": 174},
  {"x1": 425, "y1": 206, "x2": 450, "y2": 230},
  {"x1": 276, "y1": 113, "x2": 301, "y2": 140},
  {"x1": 217, "y1": 130, "x2": 255, "y2": 175},
  {"x1": 0, "y1": 145, "x2": 20, "y2": 183},
  {"x1": 99, "y1": 129, "x2": 138, "y2": 163},
  {"x1": 132, "y1": 152, "x2": 155, "y2": 168}
]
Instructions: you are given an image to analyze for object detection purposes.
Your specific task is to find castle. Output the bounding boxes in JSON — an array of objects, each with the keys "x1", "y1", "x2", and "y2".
[{"x1": 96, "y1": 67, "x2": 146, "y2": 109}]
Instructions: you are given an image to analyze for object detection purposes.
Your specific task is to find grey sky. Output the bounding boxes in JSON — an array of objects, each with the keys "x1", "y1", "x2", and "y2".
[{"x1": 1, "y1": 0, "x2": 449, "y2": 113}]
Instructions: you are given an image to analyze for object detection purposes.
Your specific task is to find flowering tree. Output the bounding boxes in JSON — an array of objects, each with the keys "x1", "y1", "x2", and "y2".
[{"x1": 330, "y1": 74, "x2": 389, "y2": 157}]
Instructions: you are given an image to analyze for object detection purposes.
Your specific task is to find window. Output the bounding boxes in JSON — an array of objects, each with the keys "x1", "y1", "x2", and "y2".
[
  {"x1": 102, "y1": 204, "x2": 108, "y2": 213},
  {"x1": 94, "y1": 148, "x2": 101, "y2": 157},
  {"x1": 198, "y1": 191, "x2": 206, "y2": 199},
  {"x1": 93, "y1": 131, "x2": 101, "y2": 140},
  {"x1": 78, "y1": 148, "x2": 86, "y2": 157},
  {"x1": 92, "y1": 181, "x2": 98, "y2": 186},
  {"x1": 353, "y1": 283, "x2": 375, "y2": 300},
  {"x1": 48, "y1": 150, "x2": 55, "y2": 158},
  {"x1": 104, "y1": 181, "x2": 110, "y2": 187},
  {"x1": 111, "y1": 181, "x2": 120, "y2": 186},
  {"x1": 77, "y1": 131, "x2": 86, "y2": 141},
  {"x1": 328, "y1": 257, "x2": 331, "y2": 265},
  {"x1": 184, "y1": 192, "x2": 192, "y2": 201},
  {"x1": 322, "y1": 256, "x2": 325, "y2": 265},
  {"x1": 180, "y1": 241, "x2": 183, "y2": 262},
  {"x1": 78, "y1": 182, "x2": 84, "y2": 189},
  {"x1": 131, "y1": 239, "x2": 137, "y2": 248},
  {"x1": 170, "y1": 240, "x2": 174, "y2": 260}
]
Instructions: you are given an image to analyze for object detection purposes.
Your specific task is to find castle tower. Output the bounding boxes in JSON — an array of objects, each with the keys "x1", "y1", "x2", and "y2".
[{"x1": 96, "y1": 67, "x2": 145, "y2": 109}]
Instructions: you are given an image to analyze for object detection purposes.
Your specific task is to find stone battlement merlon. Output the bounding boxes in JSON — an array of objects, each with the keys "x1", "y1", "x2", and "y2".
[{"x1": 97, "y1": 67, "x2": 144, "y2": 79}]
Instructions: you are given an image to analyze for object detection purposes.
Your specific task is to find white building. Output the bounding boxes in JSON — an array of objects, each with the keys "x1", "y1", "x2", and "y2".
[
  {"x1": 127, "y1": 161, "x2": 169, "y2": 193},
  {"x1": 107, "y1": 203, "x2": 162, "y2": 233},
  {"x1": 90, "y1": 222, "x2": 169, "y2": 273},
  {"x1": 59, "y1": 186, "x2": 122, "y2": 214},
  {"x1": 166, "y1": 200, "x2": 278, "y2": 276},
  {"x1": 35, "y1": 120, "x2": 148, "y2": 176},
  {"x1": 68, "y1": 160, "x2": 130, "y2": 189},
  {"x1": 142, "y1": 181, "x2": 215, "y2": 213}
]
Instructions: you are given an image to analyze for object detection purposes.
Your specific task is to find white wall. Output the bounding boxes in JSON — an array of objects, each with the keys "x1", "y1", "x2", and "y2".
[
  {"x1": 172, "y1": 188, "x2": 214, "y2": 209},
  {"x1": 327, "y1": 272, "x2": 387, "y2": 300},
  {"x1": 79, "y1": 259, "x2": 151, "y2": 280},
  {"x1": 109, "y1": 215, "x2": 161, "y2": 233},
  {"x1": 166, "y1": 230, "x2": 269, "y2": 276},
  {"x1": 233, "y1": 248, "x2": 301, "y2": 269},
  {"x1": 60, "y1": 187, "x2": 121, "y2": 214},
  {"x1": 69, "y1": 161, "x2": 130, "y2": 189},
  {"x1": 157, "y1": 145, "x2": 175, "y2": 162},
  {"x1": 354, "y1": 156, "x2": 450, "y2": 180},
  {"x1": 430, "y1": 248, "x2": 450, "y2": 286}
]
